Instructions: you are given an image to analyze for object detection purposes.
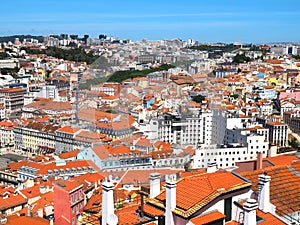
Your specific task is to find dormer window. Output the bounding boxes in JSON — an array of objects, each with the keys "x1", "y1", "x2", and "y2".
[
  {"x1": 88, "y1": 166, "x2": 94, "y2": 172},
  {"x1": 108, "y1": 154, "x2": 112, "y2": 158}
]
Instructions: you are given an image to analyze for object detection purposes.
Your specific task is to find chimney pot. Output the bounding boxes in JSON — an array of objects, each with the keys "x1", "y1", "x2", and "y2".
[
  {"x1": 207, "y1": 162, "x2": 218, "y2": 173},
  {"x1": 165, "y1": 180, "x2": 176, "y2": 225},
  {"x1": 258, "y1": 173, "x2": 271, "y2": 213},
  {"x1": 243, "y1": 199, "x2": 258, "y2": 225},
  {"x1": 256, "y1": 152, "x2": 263, "y2": 170},
  {"x1": 150, "y1": 173, "x2": 160, "y2": 198},
  {"x1": 102, "y1": 182, "x2": 115, "y2": 225}
]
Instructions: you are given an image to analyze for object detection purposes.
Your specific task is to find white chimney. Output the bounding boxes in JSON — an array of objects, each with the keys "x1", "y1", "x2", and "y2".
[
  {"x1": 165, "y1": 180, "x2": 176, "y2": 225},
  {"x1": 102, "y1": 181, "x2": 115, "y2": 225},
  {"x1": 50, "y1": 217, "x2": 54, "y2": 225},
  {"x1": 207, "y1": 162, "x2": 218, "y2": 173},
  {"x1": 150, "y1": 173, "x2": 160, "y2": 198},
  {"x1": 258, "y1": 172, "x2": 271, "y2": 213},
  {"x1": 243, "y1": 199, "x2": 258, "y2": 225}
]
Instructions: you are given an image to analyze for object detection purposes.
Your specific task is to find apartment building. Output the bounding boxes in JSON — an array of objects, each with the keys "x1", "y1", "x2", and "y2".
[
  {"x1": 14, "y1": 122, "x2": 60, "y2": 154},
  {"x1": 54, "y1": 180, "x2": 84, "y2": 225},
  {"x1": 79, "y1": 144, "x2": 152, "y2": 171},
  {"x1": 17, "y1": 160, "x2": 97, "y2": 182},
  {"x1": 0, "y1": 87, "x2": 26, "y2": 119},
  {"x1": 265, "y1": 121, "x2": 288, "y2": 147},
  {"x1": 155, "y1": 110, "x2": 212, "y2": 147},
  {"x1": 192, "y1": 143, "x2": 268, "y2": 169}
]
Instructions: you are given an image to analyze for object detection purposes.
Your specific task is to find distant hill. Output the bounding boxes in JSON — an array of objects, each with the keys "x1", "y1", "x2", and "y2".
[{"x1": 0, "y1": 35, "x2": 44, "y2": 43}]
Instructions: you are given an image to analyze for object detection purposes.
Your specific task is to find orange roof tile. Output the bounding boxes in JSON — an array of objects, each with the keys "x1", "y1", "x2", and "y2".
[
  {"x1": 240, "y1": 161, "x2": 300, "y2": 216},
  {"x1": 58, "y1": 149, "x2": 80, "y2": 159},
  {"x1": 190, "y1": 210, "x2": 225, "y2": 225},
  {"x1": 154, "y1": 171, "x2": 251, "y2": 217}
]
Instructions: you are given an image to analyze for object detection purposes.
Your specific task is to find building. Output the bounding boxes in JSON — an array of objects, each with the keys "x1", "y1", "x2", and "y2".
[
  {"x1": 155, "y1": 110, "x2": 213, "y2": 147},
  {"x1": 91, "y1": 82, "x2": 121, "y2": 96},
  {"x1": 22, "y1": 99, "x2": 74, "y2": 119},
  {"x1": 283, "y1": 110, "x2": 300, "y2": 134},
  {"x1": 265, "y1": 121, "x2": 288, "y2": 147},
  {"x1": 0, "y1": 87, "x2": 26, "y2": 119},
  {"x1": 79, "y1": 144, "x2": 152, "y2": 171},
  {"x1": 191, "y1": 144, "x2": 269, "y2": 169},
  {"x1": 14, "y1": 122, "x2": 60, "y2": 155},
  {"x1": 54, "y1": 180, "x2": 84, "y2": 225},
  {"x1": 0, "y1": 186, "x2": 27, "y2": 215},
  {"x1": 17, "y1": 160, "x2": 98, "y2": 182},
  {"x1": 0, "y1": 120, "x2": 16, "y2": 150}
]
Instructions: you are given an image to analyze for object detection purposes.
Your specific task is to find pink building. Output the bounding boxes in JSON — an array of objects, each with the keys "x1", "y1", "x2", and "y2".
[{"x1": 54, "y1": 180, "x2": 84, "y2": 225}]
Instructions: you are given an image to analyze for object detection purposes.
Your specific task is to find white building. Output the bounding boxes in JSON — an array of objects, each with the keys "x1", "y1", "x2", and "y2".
[
  {"x1": 154, "y1": 110, "x2": 213, "y2": 147},
  {"x1": 265, "y1": 121, "x2": 288, "y2": 147},
  {"x1": 191, "y1": 143, "x2": 268, "y2": 169}
]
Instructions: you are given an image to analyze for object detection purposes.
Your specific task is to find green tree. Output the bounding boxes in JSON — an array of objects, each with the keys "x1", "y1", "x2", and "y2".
[
  {"x1": 192, "y1": 95, "x2": 205, "y2": 103},
  {"x1": 233, "y1": 53, "x2": 251, "y2": 63},
  {"x1": 230, "y1": 94, "x2": 239, "y2": 99},
  {"x1": 288, "y1": 137, "x2": 299, "y2": 149}
]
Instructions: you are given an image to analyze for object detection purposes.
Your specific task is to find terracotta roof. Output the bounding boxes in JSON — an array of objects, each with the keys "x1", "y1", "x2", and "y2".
[
  {"x1": 54, "y1": 180, "x2": 83, "y2": 193},
  {"x1": 0, "y1": 192, "x2": 27, "y2": 211},
  {"x1": 56, "y1": 126, "x2": 81, "y2": 134},
  {"x1": 264, "y1": 155, "x2": 298, "y2": 167},
  {"x1": 151, "y1": 171, "x2": 251, "y2": 218},
  {"x1": 240, "y1": 161, "x2": 300, "y2": 216},
  {"x1": 25, "y1": 99, "x2": 72, "y2": 111},
  {"x1": 190, "y1": 210, "x2": 225, "y2": 225},
  {"x1": 58, "y1": 149, "x2": 80, "y2": 159},
  {"x1": 20, "y1": 160, "x2": 99, "y2": 175},
  {"x1": 266, "y1": 121, "x2": 285, "y2": 126},
  {"x1": 6, "y1": 215, "x2": 58, "y2": 225},
  {"x1": 0, "y1": 87, "x2": 26, "y2": 93}
]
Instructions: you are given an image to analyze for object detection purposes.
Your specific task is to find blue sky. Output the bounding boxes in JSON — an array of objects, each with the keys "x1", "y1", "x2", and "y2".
[{"x1": 1, "y1": 0, "x2": 299, "y2": 43}]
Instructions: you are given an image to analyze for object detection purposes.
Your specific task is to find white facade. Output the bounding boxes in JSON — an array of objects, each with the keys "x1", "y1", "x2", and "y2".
[
  {"x1": 191, "y1": 144, "x2": 268, "y2": 169},
  {"x1": 156, "y1": 110, "x2": 213, "y2": 147}
]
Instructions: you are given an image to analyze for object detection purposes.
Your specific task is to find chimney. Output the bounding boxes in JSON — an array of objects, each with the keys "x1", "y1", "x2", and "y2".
[
  {"x1": 165, "y1": 180, "x2": 176, "y2": 225},
  {"x1": 243, "y1": 199, "x2": 258, "y2": 225},
  {"x1": 102, "y1": 181, "x2": 115, "y2": 225},
  {"x1": 207, "y1": 162, "x2": 218, "y2": 173},
  {"x1": 150, "y1": 173, "x2": 160, "y2": 198},
  {"x1": 256, "y1": 152, "x2": 263, "y2": 170},
  {"x1": 27, "y1": 204, "x2": 31, "y2": 217},
  {"x1": 258, "y1": 172, "x2": 271, "y2": 213},
  {"x1": 50, "y1": 217, "x2": 53, "y2": 225}
]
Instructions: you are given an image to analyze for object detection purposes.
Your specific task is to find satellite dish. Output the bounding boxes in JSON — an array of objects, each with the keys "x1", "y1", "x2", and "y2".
[{"x1": 107, "y1": 214, "x2": 118, "y2": 225}]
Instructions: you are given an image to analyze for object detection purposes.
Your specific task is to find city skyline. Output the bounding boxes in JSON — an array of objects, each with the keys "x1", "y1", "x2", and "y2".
[{"x1": 1, "y1": 0, "x2": 300, "y2": 43}]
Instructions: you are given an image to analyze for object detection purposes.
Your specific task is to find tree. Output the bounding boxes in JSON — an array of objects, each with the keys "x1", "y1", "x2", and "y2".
[
  {"x1": 230, "y1": 94, "x2": 239, "y2": 99},
  {"x1": 184, "y1": 161, "x2": 191, "y2": 172},
  {"x1": 233, "y1": 53, "x2": 251, "y2": 63},
  {"x1": 288, "y1": 137, "x2": 299, "y2": 149},
  {"x1": 192, "y1": 95, "x2": 205, "y2": 103}
]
